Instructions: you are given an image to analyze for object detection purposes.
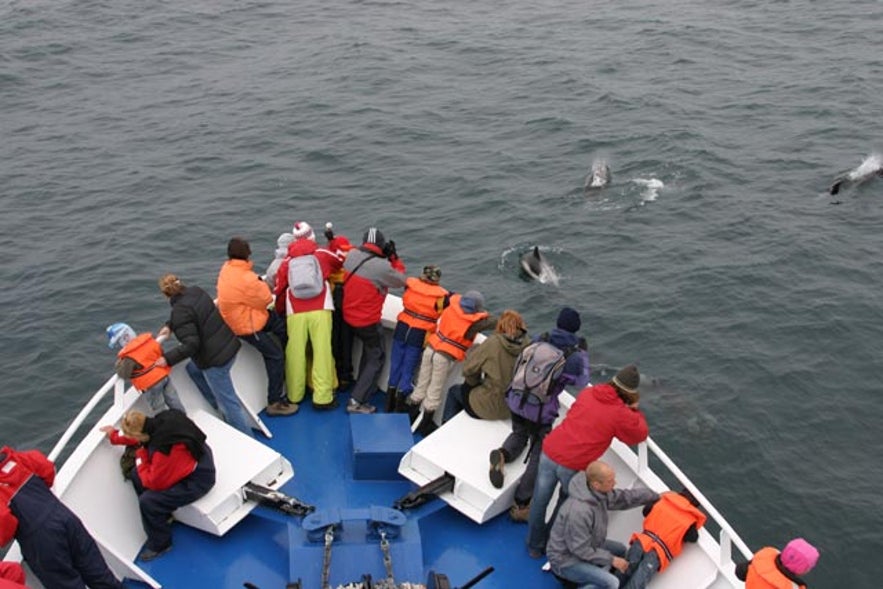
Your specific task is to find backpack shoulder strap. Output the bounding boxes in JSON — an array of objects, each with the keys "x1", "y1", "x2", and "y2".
[{"x1": 343, "y1": 253, "x2": 378, "y2": 286}]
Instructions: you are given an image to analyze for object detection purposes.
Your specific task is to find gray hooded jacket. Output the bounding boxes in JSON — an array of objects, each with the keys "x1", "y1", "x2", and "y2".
[{"x1": 547, "y1": 473, "x2": 658, "y2": 573}]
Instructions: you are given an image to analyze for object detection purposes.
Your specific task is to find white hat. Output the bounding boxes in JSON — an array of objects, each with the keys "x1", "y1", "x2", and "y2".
[{"x1": 292, "y1": 221, "x2": 315, "y2": 241}]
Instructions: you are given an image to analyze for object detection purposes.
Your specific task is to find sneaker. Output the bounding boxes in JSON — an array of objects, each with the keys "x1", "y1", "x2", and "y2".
[
  {"x1": 489, "y1": 449, "x2": 505, "y2": 489},
  {"x1": 139, "y1": 544, "x2": 172, "y2": 561},
  {"x1": 346, "y1": 399, "x2": 376, "y2": 414},
  {"x1": 266, "y1": 401, "x2": 299, "y2": 416},
  {"x1": 312, "y1": 398, "x2": 340, "y2": 411},
  {"x1": 509, "y1": 503, "x2": 530, "y2": 523}
]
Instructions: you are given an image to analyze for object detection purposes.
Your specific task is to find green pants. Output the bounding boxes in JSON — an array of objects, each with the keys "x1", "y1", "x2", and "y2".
[{"x1": 285, "y1": 310, "x2": 335, "y2": 404}]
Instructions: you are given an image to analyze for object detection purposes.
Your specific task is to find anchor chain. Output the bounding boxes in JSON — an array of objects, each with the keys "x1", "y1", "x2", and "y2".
[
  {"x1": 321, "y1": 525, "x2": 335, "y2": 589},
  {"x1": 379, "y1": 529, "x2": 395, "y2": 585}
]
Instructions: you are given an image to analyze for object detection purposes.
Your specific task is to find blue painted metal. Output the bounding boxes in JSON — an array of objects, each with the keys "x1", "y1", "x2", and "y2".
[{"x1": 128, "y1": 389, "x2": 560, "y2": 589}]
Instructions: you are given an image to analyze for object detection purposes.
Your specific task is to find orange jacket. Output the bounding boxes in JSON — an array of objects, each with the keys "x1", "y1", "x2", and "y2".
[
  {"x1": 427, "y1": 294, "x2": 488, "y2": 361},
  {"x1": 397, "y1": 277, "x2": 448, "y2": 331},
  {"x1": 118, "y1": 333, "x2": 171, "y2": 391},
  {"x1": 216, "y1": 259, "x2": 273, "y2": 335},
  {"x1": 746, "y1": 547, "x2": 806, "y2": 589},
  {"x1": 631, "y1": 492, "x2": 707, "y2": 572}
]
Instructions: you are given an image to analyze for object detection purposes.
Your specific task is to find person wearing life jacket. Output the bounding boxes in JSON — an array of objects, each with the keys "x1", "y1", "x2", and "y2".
[
  {"x1": 0, "y1": 446, "x2": 123, "y2": 589},
  {"x1": 106, "y1": 322, "x2": 185, "y2": 415},
  {"x1": 156, "y1": 274, "x2": 253, "y2": 437},
  {"x1": 406, "y1": 291, "x2": 495, "y2": 435},
  {"x1": 100, "y1": 410, "x2": 216, "y2": 562},
  {"x1": 340, "y1": 227, "x2": 407, "y2": 414},
  {"x1": 386, "y1": 265, "x2": 449, "y2": 413},
  {"x1": 617, "y1": 490, "x2": 707, "y2": 589},
  {"x1": 526, "y1": 363, "x2": 648, "y2": 558},
  {"x1": 490, "y1": 307, "x2": 591, "y2": 523},
  {"x1": 217, "y1": 237, "x2": 295, "y2": 417},
  {"x1": 273, "y1": 222, "x2": 344, "y2": 410},
  {"x1": 736, "y1": 538, "x2": 819, "y2": 589}
]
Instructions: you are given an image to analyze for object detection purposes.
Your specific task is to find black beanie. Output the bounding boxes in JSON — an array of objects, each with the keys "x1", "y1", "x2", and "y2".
[{"x1": 556, "y1": 307, "x2": 581, "y2": 333}]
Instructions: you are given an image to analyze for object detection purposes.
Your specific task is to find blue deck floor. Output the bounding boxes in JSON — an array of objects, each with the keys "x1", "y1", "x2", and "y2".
[{"x1": 131, "y1": 389, "x2": 561, "y2": 589}]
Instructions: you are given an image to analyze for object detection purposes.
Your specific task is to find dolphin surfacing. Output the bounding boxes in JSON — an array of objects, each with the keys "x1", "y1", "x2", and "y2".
[
  {"x1": 520, "y1": 246, "x2": 560, "y2": 285},
  {"x1": 829, "y1": 153, "x2": 883, "y2": 195},
  {"x1": 584, "y1": 159, "x2": 611, "y2": 192}
]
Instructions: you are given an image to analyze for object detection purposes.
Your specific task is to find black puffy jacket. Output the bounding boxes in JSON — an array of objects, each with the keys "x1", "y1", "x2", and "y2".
[{"x1": 164, "y1": 286, "x2": 241, "y2": 369}]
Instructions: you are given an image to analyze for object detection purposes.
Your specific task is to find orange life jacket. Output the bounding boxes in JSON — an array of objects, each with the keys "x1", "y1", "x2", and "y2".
[
  {"x1": 118, "y1": 333, "x2": 171, "y2": 391},
  {"x1": 746, "y1": 547, "x2": 805, "y2": 589},
  {"x1": 631, "y1": 492, "x2": 707, "y2": 572},
  {"x1": 427, "y1": 294, "x2": 488, "y2": 361},
  {"x1": 397, "y1": 277, "x2": 448, "y2": 331}
]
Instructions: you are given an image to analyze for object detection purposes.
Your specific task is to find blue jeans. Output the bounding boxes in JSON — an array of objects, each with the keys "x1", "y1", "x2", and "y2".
[
  {"x1": 556, "y1": 540, "x2": 626, "y2": 589},
  {"x1": 442, "y1": 383, "x2": 468, "y2": 422},
  {"x1": 527, "y1": 451, "x2": 579, "y2": 555},
  {"x1": 186, "y1": 357, "x2": 252, "y2": 435},
  {"x1": 387, "y1": 322, "x2": 426, "y2": 394},
  {"x1": 143, "y1": 377, "x2": 186, "y2": 415},
  {"x1": 240, "y1": 313, "x2": 286, "y2": 405},
  {"x1": 619, "y1": 542, "x2": 660, "y2": 589}
]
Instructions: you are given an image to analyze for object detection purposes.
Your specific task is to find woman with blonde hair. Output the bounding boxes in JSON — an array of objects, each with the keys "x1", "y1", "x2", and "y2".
[{"x1": 441, "y1": 309, "x2": 529, "y2": 423}]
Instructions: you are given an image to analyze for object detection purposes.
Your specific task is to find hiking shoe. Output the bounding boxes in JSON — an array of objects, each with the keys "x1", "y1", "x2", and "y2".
[
  {"x1": 139, "y1": 544, "x2": 172, "y2": 561},
  {"x1": 347, "y1": 399, "x2": 376, "y2": 414},
  {"x1": 489, "y1": 449, "x2": 505, "y2": 489},
  {"x1": 266, "y1": 401, "x2": 299, "y2": 416},
  {"x1": 312, "y1": 398, "x2": 340, "y2": 411},
  {"x1": 509, "y1": 503, "x2": 530, "y2": 523}
]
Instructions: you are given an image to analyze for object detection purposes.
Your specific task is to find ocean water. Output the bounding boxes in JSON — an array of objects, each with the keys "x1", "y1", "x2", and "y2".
[{"x1": 1, "y1": 0, "x2": 882, "y2": 585}]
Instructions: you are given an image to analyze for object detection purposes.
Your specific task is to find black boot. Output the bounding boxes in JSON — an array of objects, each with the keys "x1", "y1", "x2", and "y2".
[
  {"x1": 406, "y1": 401, "x2": 421, "y2": 424},
  {"x1": 394, "y1": 392, "x2": 409, "y2": 413},
  {"x1": 385, "y1": 387, "x2": 398, "y2": 413},
  {"x1": 415, "y1": 410, "x2": 437, "y2": 437}
]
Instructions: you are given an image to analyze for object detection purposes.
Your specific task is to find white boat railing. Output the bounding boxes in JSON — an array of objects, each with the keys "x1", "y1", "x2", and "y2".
[
  {"x1": 48, "y1": 374, "x2": 125, "y2": 463},
  {"x1": 638, "y1": 437, "x2": 753, "y2": 564}
]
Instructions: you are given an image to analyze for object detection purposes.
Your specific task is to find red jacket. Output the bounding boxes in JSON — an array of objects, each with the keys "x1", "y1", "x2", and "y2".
[
  {"x1": 0, "y1": 447, "x2": 56, "y2": 546},
  {"x1": 542, "y1": 383, "x2": 649, "y2": 470},
  {"x1": 274, "y1": 239, "x2": 343, "y2": 314},
  {"x1": 106, "y1": 430, "x2": 197, "y2": 491},
  {"x1": 0, "y1": 562, "x2": 27, "y2": 588},
  {"x1": 134, "y1": 444, "x2": 198, "y2": 491}
]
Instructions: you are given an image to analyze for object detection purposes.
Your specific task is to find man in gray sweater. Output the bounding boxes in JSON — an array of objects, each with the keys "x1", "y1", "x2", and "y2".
[{"x1": 547, "y1": 461, "x2": 658, "y2": 589}]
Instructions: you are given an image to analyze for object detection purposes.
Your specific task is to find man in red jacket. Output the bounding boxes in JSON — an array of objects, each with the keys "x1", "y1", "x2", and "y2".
[
  {"x1": 1, "y1": 447, "x2": 122, "y2": 588},
  {"x1": 526, "y1": 364, "x2": 649, "y2": 558}
]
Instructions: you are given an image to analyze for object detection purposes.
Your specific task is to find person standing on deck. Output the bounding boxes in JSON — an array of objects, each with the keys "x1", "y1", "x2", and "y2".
[
  {"x1": 736, "y1": 538, "x2": 819, "y2": 589},
  {"x1": 217, "y1": 237, "x2": 296, "y2": 417},
  {"x1": 106, "y1": 322, "x2": 186, "y2": 415},
  {"x1": 274, "y1": 222, "x2": 344, "y2": 411},
  {"x1": 156, "y1": 274, "x2": 254, "y2": 436},
  {"x1": 0, "y1": 446, "x2": 123, "y2": 589},
  {"x1": 526, "y1": 363, "x2": 647, "y2": 558},
  {"x1": 489, "y1": 307, "x2": 590, "y2": 523},
  {"x1": 405, "y1": 290, "x2": 496, "y2": 435},
  {"x1": 341, "y1": 227, "x2": 407, "y2": 414},
  {"x1": 386, "y1": 265, "x2": 449, "y2": 413}
]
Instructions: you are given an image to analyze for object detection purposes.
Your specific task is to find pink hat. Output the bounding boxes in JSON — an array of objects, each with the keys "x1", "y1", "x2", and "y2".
[{"x1": 780, "y1": 538, "x2": 819, "y2": 576}]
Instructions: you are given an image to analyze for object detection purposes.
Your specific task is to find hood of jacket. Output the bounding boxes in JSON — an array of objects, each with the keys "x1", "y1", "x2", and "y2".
[
  {"x1": 500, "y1": 330, "x2": 529, "y2": 356},
  {"x1": 546, "y1": 327, "x2": 580, "y2": 350},
  {"x1": 274, "y1": 233, "x2": 294, "y2": 259},
  {"x1": 287, "y1": 238, "x2": 318, "y2": 257}
]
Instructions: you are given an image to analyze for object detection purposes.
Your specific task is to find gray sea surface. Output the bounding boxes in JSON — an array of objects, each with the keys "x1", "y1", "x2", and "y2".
[{"x1": 2, "y1": 0, "x2": 882, "y2": 585}]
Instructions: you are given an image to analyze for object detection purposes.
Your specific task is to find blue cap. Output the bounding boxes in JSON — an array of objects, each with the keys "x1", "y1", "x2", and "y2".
[{"x1": 106, "y1": 323, "x2": 136, "y2": 349}]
